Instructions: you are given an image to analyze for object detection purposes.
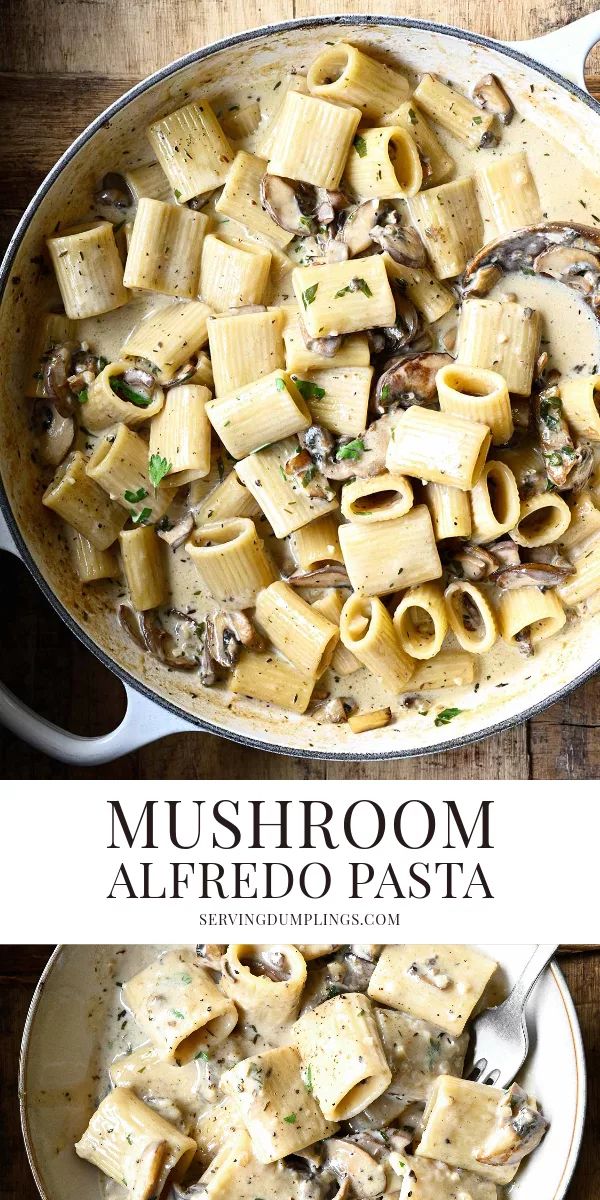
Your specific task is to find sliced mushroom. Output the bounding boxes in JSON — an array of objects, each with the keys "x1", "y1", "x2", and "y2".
[
  {"x1": 157, "y1": 512, "x2": 194, "y2": 549},
  {"x1": 462, "y1": 262, "x2": 503, "y2": 298},
  {"x1": 299, "y1": 423, "x2": 335, "y2": 462},
  {"x1": 371, "y1": 284, "x2": 420, "y2": 356},
  {"x1": 472, "y1": 74, "x2": 514, "y2": 125},
  {"x1": 261, "y1": 174, "x2": 313, "y2": 235},
  {"x1": 515, "y1": 629, "x2": 534, "y2": 658},
  {"x1": 447, "y1": 542, "x2": 501, "y2": 581},
  {"x1": 311, "y1": 696, "x2": 350, "y2": 723},
  {"x1": 488, "y1": 537, "x2": 521, "y2": 567},
  {"x1": 323, "y1": 1139, "x2": 387, "y2": 1199},
  {"x1": 534, "y1": 387, "x2": 581, "y2": 489},
  {"x1": 285, "y1": 447, "x2": 335, "y2": 501},
  {"x1": 490, "y1": 562, "x2": 573, "y2": 589},
  {"x1": 374, "y1": 351, "x2": 452, "y2": 414},
  {"x1": 42, "y1": 343, "x2": 75, "y2": 414},
  {"x1": 533, "y1": 245, "x2": 600, "y2": 294},
  {"x1": 563, "y1": 442, "x2": 595, "y2": 493},
  {"x1": 187, "y1": 189, "x2": 217, "y2": 210},
  {"x1": 163, "y1": 358, "x2": 197, "y2": 388},
  {"x1": 118, "y1": 606, "x2": 198, "y2": 669},
  {"x1": 370, "y1": 209, "x2": 427, "y2": 267},
  {"x1": 35, "y1": 402, "x2": 75, "y2": 467},
  {"x1": 476, "y1": 1084, "x2": 548, "y2": 1167},
  {"x1": 205, "y1": 610, "x2": 262, "y2": 669},
  {"x1": 199, "y1": 638, "x2": 217, "y2": 686},
  {"x1": 463, "y1": 222, "x2": 600, "y2": 313},
  {"x1": 95, "y1": 171, "x2": 133, "y2": 209},
  {"x1": 195, "y1": 944, "x2": 227, "y2": 968},
  {"x1": 305, "y1": 414, "x2": 396, "y2": 482},
  {"x1": 303, "y1": 234, "x2": 350, "y2": 266},
  {"x1": 298, "y1": 316, "x2": 343, "y2": 358},
  {"x1": 339, "y1": 199, "x2": 380, "y2": 257},
  {"x1": 286, "y1": 563, "x2": 351, "y2": 589},
  {"x1": 117, "y1": 366, "x2": 158, "y2": 404}
]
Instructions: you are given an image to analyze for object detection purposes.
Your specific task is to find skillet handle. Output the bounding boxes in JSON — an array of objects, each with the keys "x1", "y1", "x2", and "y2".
[
  {"x1": 511, "y1": 11, "x2": 600, "y2": 89},
  {"x1": 0, "y1": 507, "x2": 194, "y2": 765}
]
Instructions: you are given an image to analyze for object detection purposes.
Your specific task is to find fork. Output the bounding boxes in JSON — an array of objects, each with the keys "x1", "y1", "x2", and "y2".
[{"x1": 464, "y1": 944, "x2": 559, "y2": 1090}]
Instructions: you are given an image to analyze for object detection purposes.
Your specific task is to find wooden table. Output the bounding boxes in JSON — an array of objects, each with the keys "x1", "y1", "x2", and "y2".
[
  {"x1": 0, "y1": 946, "x2": 598, "y2": 1200},
  {"x1": 0, "y1": 0, "x2": 599, "y2": 780}
]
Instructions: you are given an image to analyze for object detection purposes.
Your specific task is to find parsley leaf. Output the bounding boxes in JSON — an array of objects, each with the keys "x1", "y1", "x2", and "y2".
[
  {"x1": 111, "y1": 377, "x2": 155, "y2": 407},
  {"x1": 434, "y1": 707, "x2": 463, "y2": 726},
  {"x1": 148, "y1": 453, "x2": 172, "y2": 488},
  {"x1": 408, "y1": 107, "x2": 418, "y2": 125},
  {"x1": 302, "y1": 283, "x2": 319, "y2": 308},
  {"x1": 77, "y1": 387, "x2": 89, "y2": 404},
  {"x1": 130, "y1": 507, "x2": 152, "y2": 526},
  {"x1": 353, "y1": 134, "x2": 367, "y2": 157},
  {"x1": 334, "y1": 276, "x2": 372, "y2": 299},
  {"x1": 171, "y1": 1009, "x2": 185, "y2": 1019},
  {"x1": 294, "y1": 378, "x2": 326, "y2": 402},
  {"x1": 284, "y1": 1113, "x2": 297, "y2": 1124},
  {"x1": 124, "y1": 487, "x2": 148, "y2": 504},
  {"x1": 195, "y1": 1050, "x2": 210, "y2": 1060},
  {"x1": 275, "y1": 377, "x2": 286, "y2": 391},
  {"x1": 335, "y1": 438, "x2": 365, "y2": 462}
]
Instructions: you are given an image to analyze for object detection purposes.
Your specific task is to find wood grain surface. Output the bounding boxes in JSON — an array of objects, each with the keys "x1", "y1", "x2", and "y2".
[
  {"x1": 0, "y1": 946, "x2": 598, "y2": 1200},
  {"x1": 0, "y1": 0, "x2": 599, "y2": 780}
]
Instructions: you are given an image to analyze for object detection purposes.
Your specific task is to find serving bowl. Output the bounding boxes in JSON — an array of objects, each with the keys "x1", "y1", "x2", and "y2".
[
  {"x1": 1, "y1": 12, "x2": 600, "y2": 764},
  {"x1": 18, "y1": 944, "x2": 587, "y2": 1200}
]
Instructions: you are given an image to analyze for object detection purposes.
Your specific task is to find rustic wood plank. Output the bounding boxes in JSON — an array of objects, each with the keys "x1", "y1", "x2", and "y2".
[
  {"x1": 0, "y1": 947, "x2": 597, "y2": 1199},
  {"x1": 0, "y1": 0, "x2": 599, "y2": 778}
]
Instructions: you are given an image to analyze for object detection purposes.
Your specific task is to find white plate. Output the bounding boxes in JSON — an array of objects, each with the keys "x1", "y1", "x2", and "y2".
[{"x1": 19, "y1": 945, "x2": 586, "y2": 1200}]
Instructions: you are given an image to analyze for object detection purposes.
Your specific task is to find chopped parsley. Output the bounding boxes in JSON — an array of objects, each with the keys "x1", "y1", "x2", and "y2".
[
  {"x1": 171, "y1": 1009, "x2": 185, "y2": 1019},
  {"x1": 334, "y1": 276, "x2": 372, "y2": 299},
  {"x1": 195, "y1": 1050, "x2": 210, "y2": 1061},
  {"x1": 77, "y1": 388, "x2": 89, "y2": 404},
  {"x1": 283, "y1": 1113, "x2": 297, "y2": 1124},
  {"x1": 472, "y1": 115, "x2": 483, "y2": 124},
  {"x1": 304, "y1": 1064, "x2": 313, "y2": 1093},
  {"x1": 539, "y1": 395, "x2": 562, "y2": 430},
  {"x1": 335, "y1": 438, "x2": 365, "y2": 462},
  {"x1": 294, "y1": 378, "x2": 326, "y2": 402},
  {"x1": 302, "y1": 466, "x2": 316, "y2": 487},
  {"x1": 124, "y1": 487, "x2": 148, "y2": 504},
  {"x1": 275, "y1": 376, "x2": 286, "y2": 391},
  {"x1": 408, "y1": 108, "x2": 418, "y2": 125},
  {"x1": 148, "y1": 453, "x2": 172, "y2": 488},
  {"x1": 353, "y1": 134, "x2": 367, "y2": 158},
  {"x1": 434, "y1": 707, "x2": 463, "y2": 726},
  {"x1": 130, "y1": 507, "x2": 152, "y2": 525},
  {"x1": 302, "y1": 283, "x2": 319, "y2": 308}
]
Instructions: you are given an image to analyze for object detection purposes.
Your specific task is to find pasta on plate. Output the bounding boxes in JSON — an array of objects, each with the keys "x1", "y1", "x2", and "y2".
[
  {"x1": 75, "y1": 944, "x2": 549, "y2": 1200},
  {"x1": 32, "y1": 38, "x2": 600, "y2": 736}
]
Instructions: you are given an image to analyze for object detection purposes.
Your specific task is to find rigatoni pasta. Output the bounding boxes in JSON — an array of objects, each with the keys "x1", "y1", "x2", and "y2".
[
  {"x1": 307, "y1": 42, "x2": 409, "y2": 120},
  {"x1": 123, "y1": 948, "x2": 238, "y2": 1061},
  {"x1": 124, "y1": 198, "x2": 208, "y2": 297},
  {"x1": 186, "y1": 518, "x2": 275, "y2": 608},
  {"x1": 344, "y1": 126, "x2": 422, "y2": 200},
  {"x1": 147, "y1": 99, "x2": 233, "y2": 202},
  {"x1": 119, "y1": 524, "x2": 168, "y2": 611},
  {"x1": 206, "y1": 370, "x2": 310, "y2": 459},
  {"x1": 293, "y1": 992, "x2": 391, "y2": 1121},
  {"x1": 267, "y1": 91, "x2": 361, "y2": 190},
  {"x1": 42, "y1": 451, "x2": 127, "y2": 549},
  {"x1": 47, "y1": 221, "x2": 129, "y2": 319},
  {"x1": 254, "y1": 580, "x2": 339, "y2": 676},
  {"x1": 339, "y1": 505, "x2": 442, "y2": 596},
  {"x1": 339, "y1": 593, "x2": 414, "y2": 690},
  {"x1": 387, "y1": 408, "x2": 491, "y2": 491},
  {"x1": 149, "y1": 384, "x2": 212, "y2": 486},
  {"x1": 456, "y1": 299, "x2": 542, "y2": 397},
  {"x1": 208, "y1": 309, "x2": 285, "y2": 396},
  {"x1": 436, "y1": 363, "x2": 513, "y2": 446},
  {"x1": 407, "y1": 178, "x2": 484, "y2": 278}
]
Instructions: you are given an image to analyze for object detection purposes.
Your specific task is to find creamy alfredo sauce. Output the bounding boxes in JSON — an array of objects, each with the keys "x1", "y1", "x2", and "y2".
[
  {"x1": 74, "y1": 945, "x2": 541, "y2": 1200},
  {"x1": 35, "y1": 57, "x2": 600, "y2": 726}
]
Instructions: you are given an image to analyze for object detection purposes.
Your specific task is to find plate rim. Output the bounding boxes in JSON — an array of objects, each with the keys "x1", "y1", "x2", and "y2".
[{"x1": 18, "y1": 944, "x2": 588, "y2": 1200}]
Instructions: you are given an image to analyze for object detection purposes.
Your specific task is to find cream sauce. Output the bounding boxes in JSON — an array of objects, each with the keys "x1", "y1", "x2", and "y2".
[{"x1": 35, "y1": 59, "x2": 600, "y2": 727}]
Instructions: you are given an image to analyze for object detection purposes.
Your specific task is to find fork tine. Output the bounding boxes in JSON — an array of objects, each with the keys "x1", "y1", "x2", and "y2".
[
  {"x1": 467, "y1": 1056, "x2": 488, "y2": 1082},
  {"x1": 483, "y1": 1068, "x2": 501, "y2": 1086}
]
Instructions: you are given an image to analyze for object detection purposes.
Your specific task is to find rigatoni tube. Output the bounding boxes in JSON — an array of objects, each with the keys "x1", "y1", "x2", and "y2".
[
  {"x1": 149, "y1": 384, "x2": 212, "y2": 487},
  {"x1": 206, "y1": 370, "x2": 310, "y2": 459},
  {"x1": 86, "y1": 425, "x2": 171, "y2": 522},
  {"x1": 498, "y1": 586, "x2": 566, "y2": 645},
  {"x1": 255, "y1": 581, "x2": 339, "y2": 677},
  {"x1": 456, "y1": 299, "x2": 541, "y2": 397},
  {"x1": 74, "y1": 1087, "x2": 196, "y2": 1197},
  {"x1": 186, "y1": 518, "x2": 275, "y2": 609},
  {"x1": 290, "y1": 513, "x2": 343, "y2": 571},
  {"x1": 311, "y1": 590, "x2": 361, "y2": 676},
  {"x1": 341, "y1": 472, "x2": 413, "y2": 524},
  {"x1": 42, "y1": 451, "x2": 127, "y2": 550},
  {"x1": 231, "y1": 650, "x2": 316, "y2": 713},
  {"x1": 436, "y1": 363, "x2": 513, "y2": 446},
  {"x1": 293, "y1": 992, "x2": 391, "y2": 1121},
  {"x1": 70, "y1": 533, "x2": 119, "y2": 583},
  {"x1": 393, "y1": 582, "x2": 448, "y2": 659},
  {"x1": 292, "y1": 255, "x2": 396, "y2": 338},
  {"x1": 469, "y1": 461, "x2": 521, "y2": 543},
  {"x1": 344, "y1": 126, "x2": 422, "y2": 199},
  {"x1": 296, "y1": 366, "x2": 373, "y2": 438},
  {"x1": 192, "y1": 470, "x2": 261, "y2": 525},
  {"x1": 423, "y1": 482, "x2": 472, "y2": 540},
  {"x1": 124, "y1": 198, "x2": 208, "y2": 297},
  {"x1": 47, "y1": 221, "x2": 129, "y2": 319},
  {"x1": 220, "y1": 944, "x2": 307, "y2": 1031},
  {"x1": 407, "y1": 178, "x2": 483, "y2": 278},
  {"x1": 445, "y1": 580, "x2": 498, "y2": 653},
  {"x1": 84, "y1": 360, "x2": 164, "y2": 433},
  {"x1": 199, "y1": 235, "x2": 271, "y2": 312},
  {"x1": 339, "y1": 594, "x2": 414, "y2": 691},
  {"x1": 208, "y1": 309, "x2": 285, "y2": 397},
  {"x1": 122, "y1": 948, "x2": 237, "y2": 1062},
  {"x1": 509, "y1": 492, "x2": 571, "y2": 548},
  {"x1": 387, "y1": 407, "x2": 491, "y2": 491},
  {"x1": 388, "y1": 100, "x2": 454, "y2": 185},
  {"x1": 412, "y1": 650, "x2": 476, "y2": 691},
  {"x1": 283, "y1": 310, "x2": 370, "y2": 373},
  {"x1": 120, "y1": 525, "x2": 168, "y2": 611},
  {"x1": 557, "y1": 533, "x2": 600, "y2": 607},
  {"x1": 147, "y1": 99, "x2": 233, "y2": 203},
  {"x1": 235, "y1": 438, "x2": 338, "y2": 538},
  {"x1": 478, "y1": 151, "x2": 541, "y2": 236},
  {"x1": 221, "y1": 1046, "x2": 336, "y2": 1164},
  {"x1": 413, "y1": 74, "x2": 495, "y2": 148},
  {"x1": 215, "y1": 150, "x2": 294, "y2": 248},
  {"x1": 267, "y1": 91, "x2": 361, "y2": 190},
  {"x1": 306, "y1": 42, "x2": 409, "y2": 120},
  {"x1": 559, "y1": 375, "x2": 600, "y2": 441},
  {"x1": 121, "y1": 300, "x2": 212, "y2": 379},
  {"x1": 340, "y1": 505, "x2": 442, "y2": 596}
]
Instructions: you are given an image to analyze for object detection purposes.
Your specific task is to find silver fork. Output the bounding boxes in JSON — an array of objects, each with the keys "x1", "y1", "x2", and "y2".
[{"x1": 464, "y1": 944, "x2": 559, "y2": 1090}]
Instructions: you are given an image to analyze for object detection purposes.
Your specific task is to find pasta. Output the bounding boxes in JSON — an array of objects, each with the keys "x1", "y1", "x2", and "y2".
[
  {"x1": 33, "y1": 35, "x2": 600, "y2": 732},
  {"x1": 122, "y1": 948, "x2": 237, "y2": 1062},
  {"x1": 293, "y1": 992, "x2": 392, "y2": 1120}
]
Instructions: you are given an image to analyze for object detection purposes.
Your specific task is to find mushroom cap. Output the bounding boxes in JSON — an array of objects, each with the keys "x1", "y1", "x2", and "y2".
[
  {"x1": 490, "y1": 562, "x2": 573, "y2": 589},
  {"x1": 374, "y1": 351, "x2": 452, "y2": 412},
  {"x1": 323, "y1": 1139, "x2": 387, "y2": 1199},
  {"x1": 260, "y1": 173, "x2": 316, "y2": 235},
  {"x1": 36, "y1": 403, "x2": 75, "y2": 467},
  {"x1": 463, "y1": 221, "x2": 600, "y2": 292},
  {"x1": 339, "y1": 200, "x2": 380, "y2": 257},
  {"x1": 472, "y1": 73, "x2": 514, "y2": 125}
]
